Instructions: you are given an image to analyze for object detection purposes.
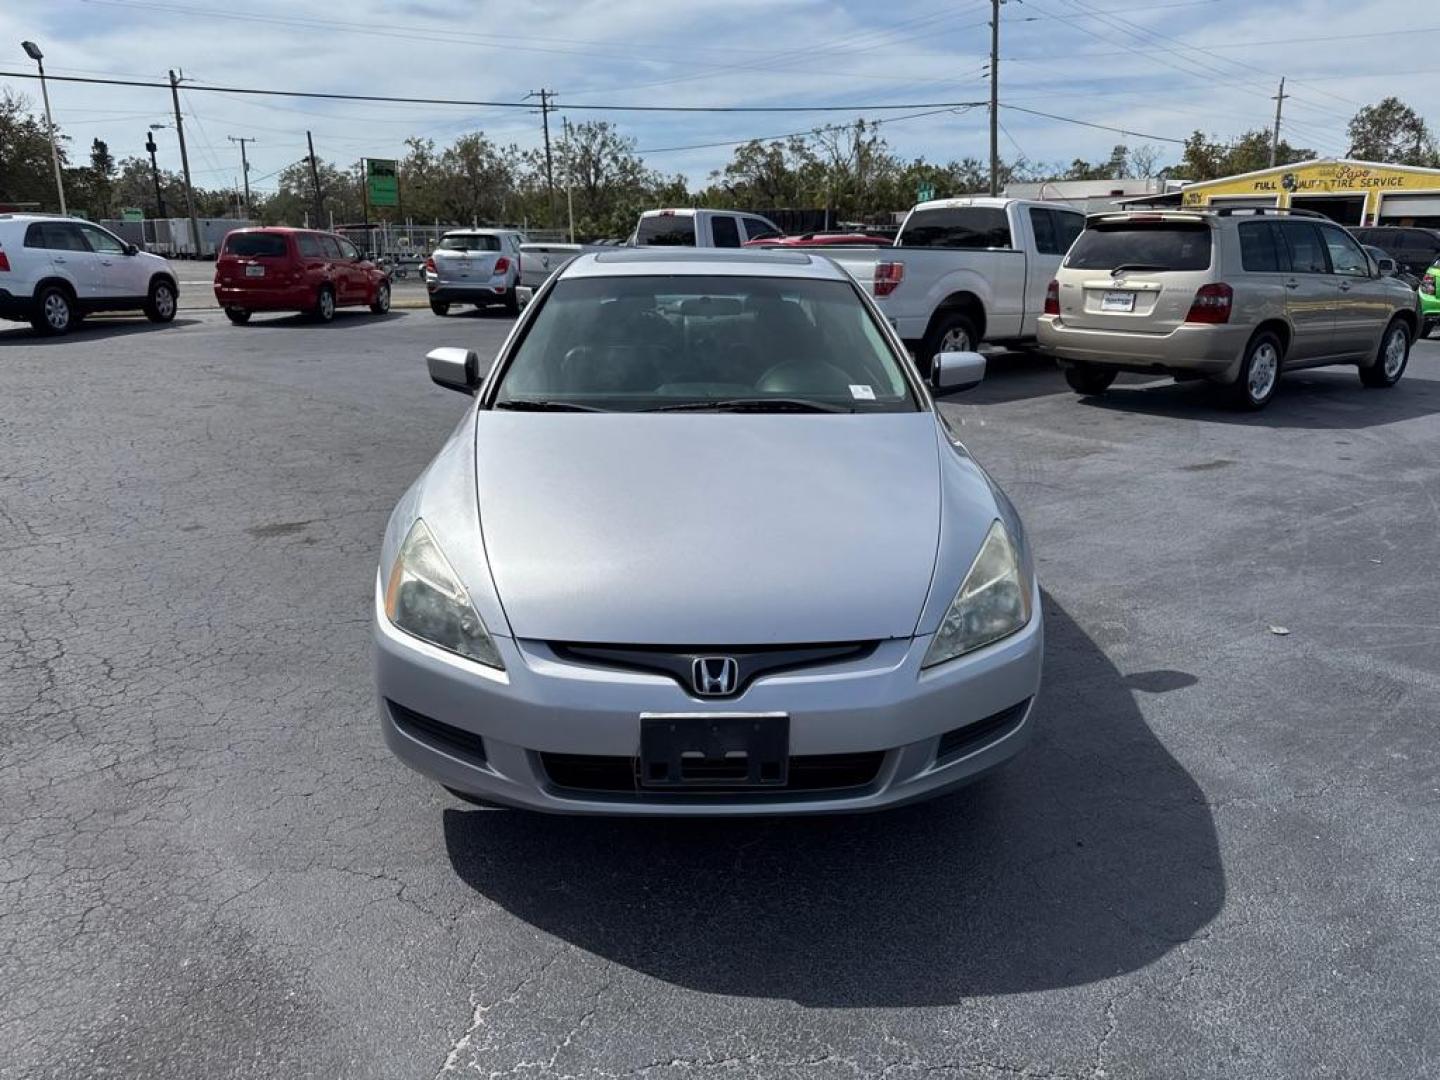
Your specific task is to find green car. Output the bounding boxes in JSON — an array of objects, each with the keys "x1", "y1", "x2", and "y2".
[{"x1": 1422, "y1": 263, "x2": 1439, "y2": 339}]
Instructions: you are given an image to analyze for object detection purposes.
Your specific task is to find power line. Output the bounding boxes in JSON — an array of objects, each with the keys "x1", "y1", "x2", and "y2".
[
  {"x1": 0, "y1": 70, "x2": 985, "y2": 113},
  {"x1": 1000, "y1": 103, "x2": 1188, "y2": 144},
  {"x1": 636, "y1": 106, "x2": 978, "y2": 155}
]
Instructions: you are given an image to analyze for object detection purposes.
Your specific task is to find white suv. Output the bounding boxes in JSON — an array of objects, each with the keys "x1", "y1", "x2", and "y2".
[{"x1": 0, "y1": 214, "x2": 179, "y2": 336}]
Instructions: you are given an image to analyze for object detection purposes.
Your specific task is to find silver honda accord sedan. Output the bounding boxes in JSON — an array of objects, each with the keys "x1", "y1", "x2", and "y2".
[{"x1": 374, "y1": 249, "x2": 1042, "y2": 815}]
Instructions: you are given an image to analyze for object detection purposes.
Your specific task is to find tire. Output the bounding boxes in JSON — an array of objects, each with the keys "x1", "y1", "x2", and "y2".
[
  {"x1": 30, "y1": 285, "x2": 76, "y2": 336},
  {"x1": 1360, "y1": 319, "x2": 1410, "y2": 388},
  {"x1": 143, "y1": 277, "x2": 177, "y2": 323},
  {"x1": 503, "y1": 286, "x2": 519, "y2": 316},
  {"x1": 429, "y1": 299, "x2": 451, "y2": 317},
  {"x1": 311, "y1": 284, "x2": 336, "y2": 322},
  {"x1": 919, "y1": 311, "x2": 979, "y2": 378},
  {"x1": 369, "y1": 281, "x2": 391, "y2": 315},
  {"x1": 1227, "y1": 330, "x2": 1284, "y2": 410},
  {"x1": 225, "y1": 307, "x2": 251, "y2": 325},
  {"x1": 1064, "y1": 363, "x2": 1117, "y2": 396}
]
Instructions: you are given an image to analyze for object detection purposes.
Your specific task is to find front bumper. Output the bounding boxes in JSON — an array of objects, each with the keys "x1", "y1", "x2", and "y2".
[
  {"x1": 1037, "y1": 315, "x2": 1249, "y2": 377},
  {"x1": 374, "y1": 581, "x2": 1044, "y2": 816}
]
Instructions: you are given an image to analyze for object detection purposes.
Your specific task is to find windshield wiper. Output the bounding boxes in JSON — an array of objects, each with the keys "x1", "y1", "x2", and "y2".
[
  {"x1": 1109, "y1": 263, "x2": 1169, "y2": 274},
  {"x1": 494, "y1": 399, "x2": 606, "y2": 412},
  {"x1": 646, "y1": 397, "x2": 853, "y2": 414}
]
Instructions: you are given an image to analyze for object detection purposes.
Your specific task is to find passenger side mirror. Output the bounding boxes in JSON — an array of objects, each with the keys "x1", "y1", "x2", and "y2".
[
  {"x1": 124, "y1": 243, "x2": 139, "y2": 256},
  {"x1": 427, "y1": 346, "x2": 481, "y2": 394},
  {"x1": 930, "y1": 350, "x2": 986, "y2": 394}
]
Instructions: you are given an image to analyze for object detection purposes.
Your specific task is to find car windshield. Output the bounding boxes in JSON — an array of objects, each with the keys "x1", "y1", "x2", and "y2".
[
  {"x1": 1066, "y1": 221, "x2": 1213, "y2": 271},
  {"x1": 493, "y1": 275, "x2": 918, "y2": 413},
  {"x1": 224, "y1": 233, "x2": 288, "y2": 257},
  {"x1": 437, "y1": 235, "x2": 501, "y2": 252}
]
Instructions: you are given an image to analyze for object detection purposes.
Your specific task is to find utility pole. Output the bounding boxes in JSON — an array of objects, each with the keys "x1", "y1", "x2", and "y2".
[
  {"x1": 989, "y1": 0, "x2": 1002, "y2": 197},
  {"x1": 168, "y1": 70, "x2": 202, "y2": 256},
  {"x1": 227, "y1": 136, "x2": 255, "y2": 218},
  {"x1": 145, "y1": 129, "x2": 166, "y2": 219},
  {"x1": 306, "y1": 131, "x2": 325, "y2": 231},
  {"x1": 527, "y1": 89, "x2": 558, "y2": 226},
  {"x1": 1268, "y1": 77, "x2": 1288, "y2": 168},
  {"x1": 563, "y1": 116, "x2": 576, "y2": 243}
]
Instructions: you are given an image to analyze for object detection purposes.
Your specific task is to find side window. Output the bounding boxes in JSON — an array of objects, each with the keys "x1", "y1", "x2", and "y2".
[
  {"x1": 319, "y1": 236, "x2": 344, "y2": 259},
  {"x1": 710, "y1": 215, "x2": 741, "y2": 248},
  {"x1": 24, "y1": 223, "x2": 47, "y2": 248},
  {"x1": 297, "y1": 233, "x2": 325, "y2": 258},
  {"x1": 335, "y1": 237, "x2": 360, "y2": 260},
  {"x1": 1320, "y1": 226, "x2": 1369, "y2": 276},
  {"x1": 1238, "y1": 221, "x2": 1283, "y2": 272},
  {"x1": 1028, "y1": 208, "x2": 1058, "y2": 255},
  {"x1": 79, "y1": 224, "x2": 127, "y2": 255},
  {"x1": 1053, "y1": 212, "x2": 1084, "y2": 254},
  {"x1": 1278, "y1": 222, "x2": 1329, "y2": 274},
  {"x1": 743, "y1": 218, "x2": 779, "y2": 242}
]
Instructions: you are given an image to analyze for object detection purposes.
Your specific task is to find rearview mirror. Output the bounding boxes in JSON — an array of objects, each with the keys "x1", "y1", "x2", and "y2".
[
  {"x1": 930, "y1": 350, "x2": 986, "y2": 394},
  {"x1": 427, "y1": 346, "x2": 481, "y2": 394}
]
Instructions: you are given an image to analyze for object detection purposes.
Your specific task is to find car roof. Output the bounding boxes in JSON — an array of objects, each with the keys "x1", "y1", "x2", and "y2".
[
  {"x1": 442, "y1": 228, "x2": 517, "y2": 235},
  {"x1": 560, "y1": 249, "x2": 846, "y2": 280}
]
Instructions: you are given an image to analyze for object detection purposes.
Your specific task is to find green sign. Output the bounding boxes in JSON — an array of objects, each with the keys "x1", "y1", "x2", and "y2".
[
  {"x1": 366, "y1": 159, "x2": 399, "y2": 208},
  {"x1": 916, "y1": 184, "x2": 936, "y2": 203},
  {"x1": 121, "y1": 207, "x2": 145, "y2": 222}
]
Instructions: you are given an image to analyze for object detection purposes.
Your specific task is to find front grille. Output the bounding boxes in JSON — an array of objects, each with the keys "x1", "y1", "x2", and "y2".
[
  {"x1": 551, "y1": 640, "x2": 878, "y2": 699},
  {"x1": 935, "y1": 699, "x2": 1030, "y2": 763},
  {"x1": 540, "y1": 751, "x2": 885, "y2": 797},
  {"x1": 387, "y1": 700, "x2": 487, "y2": 765}
]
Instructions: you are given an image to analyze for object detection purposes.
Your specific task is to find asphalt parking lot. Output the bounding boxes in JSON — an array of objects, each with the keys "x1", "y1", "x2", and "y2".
[{"x1": 2, "y1": 308, "x2": 1437, "y2": 1079}]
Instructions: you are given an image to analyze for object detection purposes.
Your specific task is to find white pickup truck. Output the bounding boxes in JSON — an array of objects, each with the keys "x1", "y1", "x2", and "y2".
[{"x1": 827, "y1": 198, "x2": 1085, "y2": 368}]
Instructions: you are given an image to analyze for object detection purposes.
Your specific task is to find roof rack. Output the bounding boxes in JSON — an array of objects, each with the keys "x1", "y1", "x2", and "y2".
[{"x1": 1211, "y1": 206, "x2": 1328, "y2": 218}]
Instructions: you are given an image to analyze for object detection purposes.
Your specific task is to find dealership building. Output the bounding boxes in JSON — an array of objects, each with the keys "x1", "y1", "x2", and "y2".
[{"x1": 1176, "y1": 159, "x2": 1440, "y2": 226}]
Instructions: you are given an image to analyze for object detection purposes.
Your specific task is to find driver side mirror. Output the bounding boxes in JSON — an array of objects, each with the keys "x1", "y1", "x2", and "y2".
[
  {"x1": 930, "y1": 350, "x2": 986, "y2": 394},
  {"x1": 427, "y1": 346, "x2": 482, "y2": 394}
]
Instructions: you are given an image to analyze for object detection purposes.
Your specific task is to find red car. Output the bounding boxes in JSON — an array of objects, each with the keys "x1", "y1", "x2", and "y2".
[
  {"x1": 213, "y1": 227, "x2": 391, "y2": 324},
  {"x1": 743, "y1": 232, "x2": 892, "y2": 248}
]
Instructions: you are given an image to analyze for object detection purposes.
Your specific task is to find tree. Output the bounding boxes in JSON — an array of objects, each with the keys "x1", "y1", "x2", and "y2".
[
  {"x1": 0, "y1": 90, "x2": 67, "y2": 210},
  {"x1": 1178, "y1": 128, "x2": 1315, "y2": 181},
  {"x1": 1346, "y1": 97, "x2": 1439, "y2": 167}
]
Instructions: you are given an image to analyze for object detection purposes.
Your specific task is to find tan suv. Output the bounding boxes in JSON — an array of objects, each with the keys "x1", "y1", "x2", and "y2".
[{"x1": 1036, "y1": 209, "x2": 1421, "y2": 409}]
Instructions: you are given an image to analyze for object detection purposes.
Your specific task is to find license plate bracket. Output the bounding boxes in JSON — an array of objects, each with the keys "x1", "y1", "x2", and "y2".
[
  {"x1": 639, "y1": 713, "x2": 788, "y2": 788},
  {"x1": 1101, "y1": 290, "x2": 1135, "y2": 312},
  {"x1": 245, "y1": 264, "x2": 265, "y2": 278}
]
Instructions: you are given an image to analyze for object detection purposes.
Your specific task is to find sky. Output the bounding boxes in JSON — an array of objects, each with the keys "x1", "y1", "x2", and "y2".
[{"x1": 2, "y1": 0, "x2": 1436, "y2": 203}]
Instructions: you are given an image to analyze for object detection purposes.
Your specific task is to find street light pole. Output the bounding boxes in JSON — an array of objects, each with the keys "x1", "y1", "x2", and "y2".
[{"x1": 22, "y1": 42, "x2": 67, "y2": 215}]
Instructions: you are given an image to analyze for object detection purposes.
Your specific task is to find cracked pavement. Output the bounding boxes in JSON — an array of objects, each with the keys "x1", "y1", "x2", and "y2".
[{"x1": 2, "y1": 308, "x2": 1437, "y2": 1079}]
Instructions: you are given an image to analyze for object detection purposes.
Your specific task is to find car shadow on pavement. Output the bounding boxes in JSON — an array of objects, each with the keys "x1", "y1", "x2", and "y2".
[
  {"x1": 0, "y1": 318, "x2": 203, "y2": 345},
  {"x1": 937, "y1": 350, "x2": 1156, "y2": 407},
  {"x1": 1079, "y1": 366, "x2": 1440, "y2": 429},
  {"x1": 228, "y1": 311, "x2": 408, "y2": 329},
  {"x1": 443, "y1": 596, "x2": 1224, "y2": 1005}
]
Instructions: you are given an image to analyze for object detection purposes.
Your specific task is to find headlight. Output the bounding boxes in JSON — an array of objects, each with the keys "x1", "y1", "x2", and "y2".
[
  {"x1": 383, "y1": 519, "x2": 504, "y2": 669},
  {"x1": 922, "y1": 520, "x2": 1032, "y2": 668}
]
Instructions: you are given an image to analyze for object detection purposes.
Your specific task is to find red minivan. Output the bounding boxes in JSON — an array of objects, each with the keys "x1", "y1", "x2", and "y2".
[{"x1": 213, "y1": 227, "x2": 391, "y2": 324}]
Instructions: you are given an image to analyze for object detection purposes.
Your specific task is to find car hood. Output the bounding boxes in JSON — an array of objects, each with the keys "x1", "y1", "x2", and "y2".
[{"x1": 474, "y1": 412, "x2": 943, "y2": 645}]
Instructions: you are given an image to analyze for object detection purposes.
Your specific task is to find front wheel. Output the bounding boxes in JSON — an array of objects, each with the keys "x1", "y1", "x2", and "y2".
[
  {"x1": 1064, "y1": 363, "x2": 1117, "y2": 396},
  {"x1": 429, "y1": 299, "x2": 451, "y2": 317},
  {"x1": 1360, "y1": 319, "x2": 1410, "y2": 388},
  {"x1": 370, "y1": 281, "x2": 391, "y2": 315},
  {"x1": 919, "y1": 312, "x2": 979, "y2": 378},
  {"x1": 144, "y1": 278, "x2": 177, "y2": 323},
  {"x1": 311, "y1": 284, "x2": 336, "y2": 323},
  {"x1": 1227, "y1": 331, "x2": 1283, "y2": 410},
  {"x1": 225, "y1": 307, "x2": 251, "y2": 325}
]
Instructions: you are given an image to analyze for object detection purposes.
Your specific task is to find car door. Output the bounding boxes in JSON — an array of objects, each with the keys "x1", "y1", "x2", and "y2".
[
  {"x1": 41, "y1": 222, "x2": 109, "y2": 301},
  {"x1": 77, "y1": 223, "x2": 148, "y2": 299},
  {"x1": 1319, "y1": 223, "x2": 1392, "y2": 358},
  {"x1": 709, "y1": 215, "x2": 743, "y2": 249},
  {"x1": 332, "y1": 236, "x2": 365, "y2": 304},
  {"x1": 295, "y1": 232, "x2": 328, "y2": 301},
  {"x1": 1275, "y1": 220, "x2": 1336, "y2": 361}
]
